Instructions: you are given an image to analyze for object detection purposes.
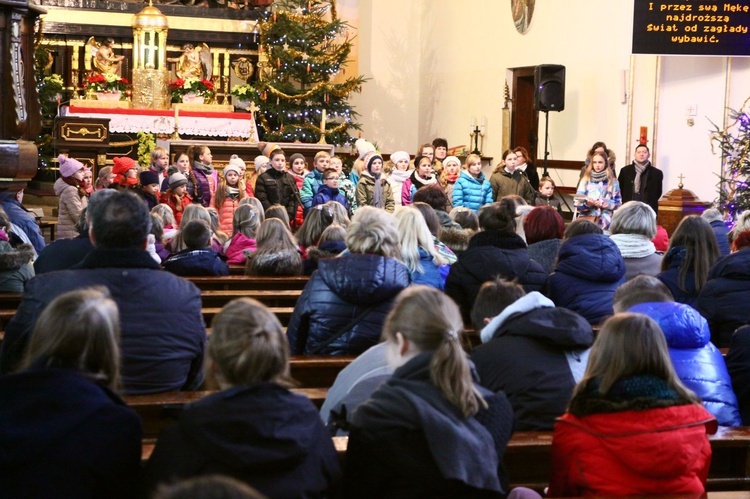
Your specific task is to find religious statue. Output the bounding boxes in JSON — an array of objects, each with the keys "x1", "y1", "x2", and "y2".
[
  {"x1": 86, "y1": 37, "x2": 125, "y2": 76},
  {"x1": 168, "y1": 43, "x2": 212, "y2": 80}
]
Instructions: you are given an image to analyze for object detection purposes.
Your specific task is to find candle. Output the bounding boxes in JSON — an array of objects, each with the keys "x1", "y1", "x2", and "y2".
[
  {"x1": 321, "y1": 109, "x2": 326, "y2": 134},
  {"x1": 481, "y1": 116, "x2": 487, "y2": 128},
  {"x1": 471, "y1": 116, "x2": 477, "y2": 128}
]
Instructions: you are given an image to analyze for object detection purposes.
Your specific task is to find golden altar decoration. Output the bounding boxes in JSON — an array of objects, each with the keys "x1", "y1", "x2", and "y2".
[{"x1": 131, "y1": 1, "x2": 170, "y2": 110}]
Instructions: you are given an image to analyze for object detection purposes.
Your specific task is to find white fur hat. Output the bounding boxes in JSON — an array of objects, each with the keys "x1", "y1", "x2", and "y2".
[
  {"x1": 227, "y1": 154, "x2": 246, "y2": 171},
  {"x1": 389, "y1": 151, "x2": 410, "y2": 164},
  {"x1": 443, "y1": 156, "x2": 461, "y2": 168},
  {"x1": 254, "y1": 155, "x2": 270, "y2": 170},
  {"x1": 223, "y1": 164, "x2": 243, "y2": 178},
  {"x1": 355, "y1": 138, "x2": 376, "y2": 160}
]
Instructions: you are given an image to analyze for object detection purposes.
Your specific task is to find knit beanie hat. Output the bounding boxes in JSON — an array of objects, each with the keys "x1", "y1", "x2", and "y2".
[
  {"x1": 289, "y1": 153, "x2": 306, "y2": 165},
  {"x1": 443, "y1": 156, "x2": 461, "y2": 169},
  {"x1": 58, "y1": 154, "x2": 84, "y2": 178},
  {"x1": 366, "y1": 154, "x2": 384, "y2": 173},
  {"x1": 355, "y1": 138, "x2": 376, "y2": 160},
  {"x1": 254, "y1": 155, "x2": 270, "y2": 170},
  {"x1": 258, "y1": 142, "x2": 280, "y2": 157},
  {"x1": 227, "y1": 154, "x2": 246, "y2": 171},
  {"x1": 113, "y1": 156, "x2": 138, "y2": 175},
  {"x1": 139, "y1": 170, "x2": 160, "y2": 186},
  {"x1": 169, "y1": 172, "x2": 188, "y2": 189},
  {"x1": 223, "y1": 164, "x2": 243, "y2": 178},
  {"x1": 389, "y1": 151, "x2": 410, "y2": 165}
]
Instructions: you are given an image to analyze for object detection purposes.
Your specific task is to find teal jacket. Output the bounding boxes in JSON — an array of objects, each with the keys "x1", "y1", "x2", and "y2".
[{"x1": 300, "y1": 169, "x2": 324, "y2": 211}]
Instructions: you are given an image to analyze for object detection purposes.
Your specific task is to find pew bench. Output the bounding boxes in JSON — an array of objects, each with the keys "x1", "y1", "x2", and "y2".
[
  {"x1": 126, "y1": 387, "x2": 329, "y2": 438},
  {"x1": 141, "y1": 428, "x2": 750, "y2": 492},
  {"x1": 187, "y1": 275, "x2": 310, "y2": 291}
]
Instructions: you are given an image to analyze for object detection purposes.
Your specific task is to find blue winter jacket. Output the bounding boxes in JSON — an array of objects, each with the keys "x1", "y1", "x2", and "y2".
[
  {"x1": 710, "y1": 219, "x2": 731, "y2": 256},
  {"x1": 549, "y1": 234, "x2": 625, "y2": 325},
  {"x1": 629, "y1": 301, "x2": 742, "y2": 427},
  {"x1": 452, "y1": 170, "x2": 493, "y2": 213},
  {"x1": 287, "y1": 253, "x2": 411, "y2": 355},
  {"x1": 300, "y1": 169, "x2": 324, "y2": 211},
  {"x1": 312, "y1": 184, "x2": 348, "y2": 210},
  {"x1": 409, "y1": 246, "x2": 448, "y2": 290}
]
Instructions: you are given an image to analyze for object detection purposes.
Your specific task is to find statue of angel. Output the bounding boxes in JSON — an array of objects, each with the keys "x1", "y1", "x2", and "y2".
[
  {"x1": 86, "y1": 37, "x2": 125, "y2": 76},
  {"x1": 168, "y1": 43, "x2": 212, "y2": 80}
]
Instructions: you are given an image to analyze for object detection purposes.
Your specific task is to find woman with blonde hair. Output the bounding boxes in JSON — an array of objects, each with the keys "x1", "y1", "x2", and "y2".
[
  {"x1": 574, "y1": 149, "x2": 622, "y2": 230},
  {"x1": 287, "y1": 206, "x2": 411, "y2": 355},
  {"x1": 295, "y1": 203, "x2": 334, "y2": 251},
  {"x1": 146, "y1": 298, "x2": 341, "y2": 497},
  {"x1": 0, "y1": 287, "x2": 142, "y2": 498},
  {"x1": 549, "y1": 313, "x2": 716, "y2": 497},
  {"x1": 345, "y1": 286, "x2": 513, "y2": 497},
  {"x1": 245, "y1": 218, "x2": 303, "y2": 276},
  {"x1": 170, "y1": 204, "x2": 222, "y2": 253},
  {"x1": 395, "y1": 207, "x2": 448, "y2": 289}
]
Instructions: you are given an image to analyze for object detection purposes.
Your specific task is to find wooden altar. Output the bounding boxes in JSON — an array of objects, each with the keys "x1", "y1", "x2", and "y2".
[{"x1": 657, "y1": 185, "x2": 711, "y2": 236}]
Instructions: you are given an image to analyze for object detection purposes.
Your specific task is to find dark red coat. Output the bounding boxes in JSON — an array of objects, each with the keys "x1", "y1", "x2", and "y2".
[{"x1": 549, "y1": 404, "x2": 716, "y2": 496}]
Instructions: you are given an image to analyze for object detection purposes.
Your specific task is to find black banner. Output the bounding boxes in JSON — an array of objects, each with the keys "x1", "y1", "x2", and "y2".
[{"x1": 632, "y1": 0, "x2": 750, "y2": 56}]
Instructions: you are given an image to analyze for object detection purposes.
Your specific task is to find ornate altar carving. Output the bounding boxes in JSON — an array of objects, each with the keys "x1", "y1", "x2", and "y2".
[
  {"x1": 132, "y1": 2, "x2": 170, "y2": 109},
  {"x1": 86, "y1": 37, "x2": 125, "y2": 77},
  {"x1": 54, "y1": 117, "x2": 111, "y2": 175}
]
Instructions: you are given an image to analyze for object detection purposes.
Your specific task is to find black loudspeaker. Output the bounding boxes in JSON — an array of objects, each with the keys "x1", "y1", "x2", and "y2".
[{"x1": 534, "y1": 64, "x2": 566, "y2": 112}]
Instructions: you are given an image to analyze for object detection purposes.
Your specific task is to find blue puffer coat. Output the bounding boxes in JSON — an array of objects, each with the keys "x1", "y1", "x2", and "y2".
[
  {"x1": 696, "y1": 249, "x2": 750, "y2": 347},
  {"x1": 549, "y1": 234, "x2": 625, "y2": 325},
  {"x1": 452, "y1": 170, "x2": 493, "y2": 213},
  {"x1": 409, "y1": 246, "x2": 448, "y2": 290},
  {"x1": 629, "y1": 301, "x2": 741, "y2": 427},
  {"x1": 287, "y1": 253, "x2": 411, "y2": 355}
]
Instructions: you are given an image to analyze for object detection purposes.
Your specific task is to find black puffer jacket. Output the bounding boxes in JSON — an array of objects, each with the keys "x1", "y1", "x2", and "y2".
[
  {"x1": 286, "y1": 253, "x2": 411, "y2": 355},
  {"x1": 254, "y1": 167, "x2": 301, "y2": 223},
  {"x1": 471, "y1": 292, "x2": 593, "y2": 430},
  {"x1": 445, "y1": 230, "x2": 548, "y2": 321},
  {"x1": 697, "y1": 249, "x2": 750, "y2": 347}
]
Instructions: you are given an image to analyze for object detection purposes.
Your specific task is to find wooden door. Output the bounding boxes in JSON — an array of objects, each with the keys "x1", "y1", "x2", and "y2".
[{"x1": 510, "y1": 66, "x2": 538, "y2": 162}]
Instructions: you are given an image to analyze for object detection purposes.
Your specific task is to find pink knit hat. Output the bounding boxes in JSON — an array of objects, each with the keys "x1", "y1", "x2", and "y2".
[{"x1": 57, "y1": 154, "x2": 84, "y2": 178}]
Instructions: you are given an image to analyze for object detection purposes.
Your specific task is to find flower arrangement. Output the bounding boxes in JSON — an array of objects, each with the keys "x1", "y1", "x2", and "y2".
[
  {"x1": 230, "y1": 84, "x2": 255, "y2": 99},
  {"x1": 85, "y1": 73, "x2": 130, "y2": 93},
  {"x1": 169, "y1": 77, "x2": 215, "y2": 102},
  {"x1": 38, "y1": 74, "x2": 64, "y2": 103}
]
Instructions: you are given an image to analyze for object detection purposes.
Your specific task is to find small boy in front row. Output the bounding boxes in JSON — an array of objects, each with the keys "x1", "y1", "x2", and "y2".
[
  {"x1": 139, "y1": 170, "x2": 162, "y2": 211},
  {"x1": 163, "y1": 219, "x2": 229, "y2": 277},
  {"x1": 311, "y1": 168, "x2": 348, "y2": 211},
  {"x1": 534, "y1": 176, "x2": 562, "y2": 214}
]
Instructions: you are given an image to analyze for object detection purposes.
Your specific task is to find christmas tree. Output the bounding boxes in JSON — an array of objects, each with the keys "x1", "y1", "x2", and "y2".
[
  {"x1": 248, "y1": 0, "x2": 366, "y2": 146},
  {"x1": 710, "y1": 95, "x2": 750, "y2": 223}
]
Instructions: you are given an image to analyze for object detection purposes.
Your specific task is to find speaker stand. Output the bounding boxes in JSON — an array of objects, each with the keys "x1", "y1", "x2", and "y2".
[{"x1": 542, "y1": 110, "x2": 550, "y2": 177}]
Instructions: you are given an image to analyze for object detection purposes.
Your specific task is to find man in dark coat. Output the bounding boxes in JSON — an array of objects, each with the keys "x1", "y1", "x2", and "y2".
[
  {"x1": 618, "y1": 143, "x2": 663, "y2": 216},
  {"x1": 470, "y1": 279, "x2": 593, "y2": 431},
  {"x1": 0, "y1": 189, "x2": 46, "y2": 254},
  {"x1": 33, "y1": 190, "x2": 116, "y2": 274},
  {"x1": 0, "y1": 191, "x2": 206, "y2": 394}
]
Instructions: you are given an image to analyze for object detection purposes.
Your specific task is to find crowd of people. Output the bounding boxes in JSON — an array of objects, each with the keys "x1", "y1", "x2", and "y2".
[{"x1": 1, "y1": 137, "x2": 750, "y2": 497}]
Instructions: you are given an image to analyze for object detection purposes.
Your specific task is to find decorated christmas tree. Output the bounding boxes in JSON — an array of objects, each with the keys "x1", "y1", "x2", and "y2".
[
  {"x1": 710, "y1": 96, "x2": 750, "y2": 223},
  {"x1": 247, "y1": 0, "x2": 366, "y2": 146}
]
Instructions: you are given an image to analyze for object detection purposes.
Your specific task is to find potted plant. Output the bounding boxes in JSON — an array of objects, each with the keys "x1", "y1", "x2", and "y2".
[
  {"x1": 230, "y1": 84, "x2": 256, "y2": 109},
  {"x1": 38, "y1": 74, "x2": 64, "y2": 103},
  {"x1": 169, "y1": 77, "x2": 215, "y2": 104},
  {"x1": 85, "y1": 73, "x2": 130, "y2": 101}
]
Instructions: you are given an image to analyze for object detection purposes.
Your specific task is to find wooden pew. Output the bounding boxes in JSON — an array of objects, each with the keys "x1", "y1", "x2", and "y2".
[
  {"x1": 289, "y1": 355, "x2": 356, "y2": 388},
  {"x1": 141, "y1": 427, "x2": 750, "y2": 491},
  {"x1": 126, "y1": 387, "x2": 329, "y2": 438},
  {"x1": 188, "y1": 275, "x2": 310, "y2": 291},
  {"x1": 200, "y1": 289, "x2": 301, "y2": 308}
]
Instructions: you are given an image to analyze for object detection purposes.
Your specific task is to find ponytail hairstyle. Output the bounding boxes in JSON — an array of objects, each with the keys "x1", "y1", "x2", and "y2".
[
  {"x1": 232, "y1": 203, "x2": 260, "y2": 238},
  {"x1": 191, "y1": 145, "x2": 210, "y2": 164},
  {"x1": 208, "y1": 297, "x2": 292, "y2": 389},
  {"x1": 478, "y1": 198, "x2": 517, "y2": 234},
  {"x1": 382, "y1": 286, "x2": 487, "y2": 417}
]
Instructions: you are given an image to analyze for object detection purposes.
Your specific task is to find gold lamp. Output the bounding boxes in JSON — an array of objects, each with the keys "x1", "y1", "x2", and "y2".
[{"x1": 132, "y1": 1, "x2": 170, "y2": 109}]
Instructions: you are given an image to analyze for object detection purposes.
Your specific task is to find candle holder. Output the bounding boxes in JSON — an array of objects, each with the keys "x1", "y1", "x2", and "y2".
[
  {"x1": 317, "y1": 109, "x2": 327, "y2": 145},
  {"x1": 171, "y1": 108, "x2": 181, "y2": 140},
  {"x1": 470, "y1": 125, "x2": 485, "y2": 156}
]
